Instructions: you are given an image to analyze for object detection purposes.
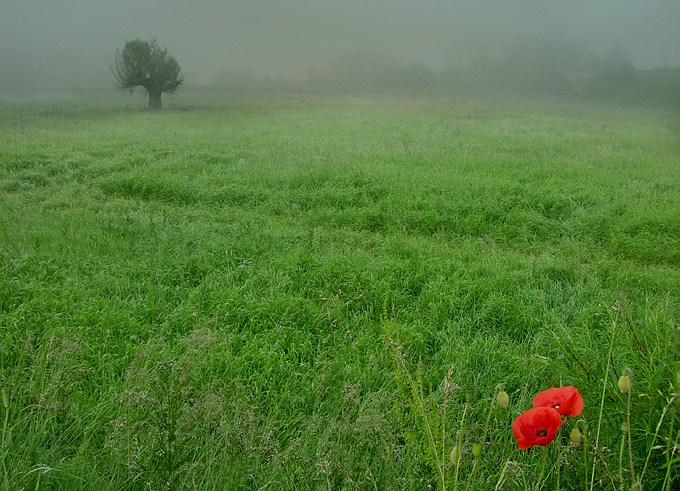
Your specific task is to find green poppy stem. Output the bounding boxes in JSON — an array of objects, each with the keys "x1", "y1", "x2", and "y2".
[
  {"x1": 590, "y1": 309, "x2": 619, "y2": 491},
  {"x1": 626, "y1": 385, "x2": 636, "y2": 487},
  {"x1": 556, "y1": 433, "x2": 561, "y2": 491},
  {"x1": 454, "y1": 393, "x2": 470, "y2": 491},
  {"x1": 535, "y1": 445, "x2": 549, "y2": 491}
]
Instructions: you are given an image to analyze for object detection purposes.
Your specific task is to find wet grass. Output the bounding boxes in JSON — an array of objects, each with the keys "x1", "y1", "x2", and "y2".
[{"x1": 0, "y1": 92, "x2": 678, "y2": 489}]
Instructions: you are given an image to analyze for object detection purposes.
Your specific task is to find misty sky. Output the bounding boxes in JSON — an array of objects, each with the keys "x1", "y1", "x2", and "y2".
[{"x1": 2, "y1": 0, "x2": 679, "y2": 89}]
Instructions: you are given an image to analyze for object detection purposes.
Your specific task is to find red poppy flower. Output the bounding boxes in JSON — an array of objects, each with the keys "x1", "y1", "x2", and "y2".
[
  {"x1": 512, "y1": 407, "x2": 565, "y2": 450},
  {"x1": 532, "y1": 386, "x2": 584, "y2": 417}
]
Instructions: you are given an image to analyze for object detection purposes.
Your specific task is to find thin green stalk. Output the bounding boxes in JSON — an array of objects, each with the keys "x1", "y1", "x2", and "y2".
[
  {"x1": 466, "y1": 389, "x2": 498, "y2": 491},
  {"x1": 535, "y1": 445, "x2": 549, "y2": 491},
  {"x1": 626, "y1": 386, "x2": 636, "y2": 487},
  {"x1": 662, "y1": 427, "x2": 679, "y2": 491},
  {"x1": 465, "y1": 447, "x2": 481, "y2": 491},
  {"x1": 2, "y1": 409, "x2": 8, "y2": 488},
  {"x1": 493, "y1": 460, "x2": 511, "y2": 491},
  {"x1": 1, "y1": 387, "x2": 8, "y2": 489},
  {"x1": 442, "y1": 395, "x2": 448, "y2": 483},
  {"x1": 582, "y1": 424, "x2": 589, "y2": 491},
  {"x1": 556, "y1": 436, "x2": 561, "y2": 491},
  {"x1": 422, "y1": 402, "x2": 446, "y2": 491},
  {"x1": 590, "y1": 310, "x2": 619, "y2": 491},
  {"x1": 640, "y1": 394, "x2": 676, "y2": 483},
  {"x1": 453, "y1": 394, "x2": 470, "y2": 491},
  {"x1": 619, "y1": 427, "x2": 626, "y2": 488},
  {"x1": 408, "y1": 359, "x2": 445, "y2": 491},
  {"x1": 418, "y1": 380, "x2": 445, "y2": 490}
]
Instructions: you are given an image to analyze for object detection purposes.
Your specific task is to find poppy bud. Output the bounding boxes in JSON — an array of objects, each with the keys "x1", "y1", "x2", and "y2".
[
  {"x1": 472, "y1": 443, "x2": 482, "y2": 459},
  {"x1": 450, "y1": 445, "x2": 461, "y2": 466},
  {"x1": 569, "y1": 427, "x2": 582, "y2": 445},
  {"x1": 496, "y1": 390, "x2": 509, "y2": 409},
  {"x1": 618, "y1": 374, "x2": 632, "y2": 394}
]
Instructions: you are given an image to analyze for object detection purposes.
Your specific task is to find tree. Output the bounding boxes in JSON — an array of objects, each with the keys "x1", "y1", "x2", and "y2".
[
  {"x1": 112, "y1": 39, "x2": 183, "y2": 110},
  {"x1": 582, "y1": 45, "x2": 635, "y2": 95}
]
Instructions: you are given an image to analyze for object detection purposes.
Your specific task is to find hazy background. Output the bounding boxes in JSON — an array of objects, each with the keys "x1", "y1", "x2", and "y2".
[{"x1": 1, "y1": 0, "x2": 679, "y2": 90}]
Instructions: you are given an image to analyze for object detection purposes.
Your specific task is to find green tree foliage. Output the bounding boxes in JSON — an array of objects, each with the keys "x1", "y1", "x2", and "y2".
[{"x1": 112, "y1": 39, "x2": 183, "y2": 110}]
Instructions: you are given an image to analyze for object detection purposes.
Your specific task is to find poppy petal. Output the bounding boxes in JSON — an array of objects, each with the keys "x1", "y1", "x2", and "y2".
[
  {"x1": 533, "y1": 386, "x2": 584, "y2": 417},
  {"x1": 512, "y1": 407, "x2": 564, "y2": 450}
]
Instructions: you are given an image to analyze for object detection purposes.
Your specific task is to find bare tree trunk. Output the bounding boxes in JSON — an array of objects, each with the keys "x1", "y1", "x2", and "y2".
[{"x1": 147, "y1": 89, "x2": 162, "y2": 110}]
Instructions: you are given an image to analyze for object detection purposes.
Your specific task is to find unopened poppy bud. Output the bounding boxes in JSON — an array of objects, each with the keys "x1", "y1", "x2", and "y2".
[
  {"x1": 496, "y1": 390, "x2": 509, "y2": 409},
  {"x1": 569, "y1": 427, "x2": 582, "y2": 445},
  {"x1": 618, "y1": 374, "x2": 632, "y2": 394},
  {"x1": 450, "y1": 445, "x2": 461, "y2": 466},
  {"x1": 472, "y1": 443, "x2": 482, "y2": 459},
  {"x1": 620, "y1": 422, "x2": 629, "y2": 433}
]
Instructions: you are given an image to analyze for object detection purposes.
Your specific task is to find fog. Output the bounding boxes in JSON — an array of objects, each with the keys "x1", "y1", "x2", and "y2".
[{"x1": 1, "y1": 0, "x2": 679, "y2": 90}]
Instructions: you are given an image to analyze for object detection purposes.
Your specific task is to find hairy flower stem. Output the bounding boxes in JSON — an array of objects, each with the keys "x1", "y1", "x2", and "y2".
[
  {"x1": 662, "y1": 427, "x2": 679, "y2": 491},
  {"x1": 493, "y1": 460, "x2": 511, "y2": 491},
  {"x1": 2, "y1": 411, "x2": 7, "y2": 488},
  {"x1": 1, "y1": 389, "x2": 8, "y2": 489},
  {"x1": 619, "y1": 428, "x2": 626, "y2": 486},
  {"x1": 535, "y1": 445, "x2": 549, "y2": 491},
  {"x1": 465, "y1": 389, "x2": 497, "y2": 491},
  {"x1": 415, "y1": 362, "x2": 445, "y2": 491},
  {"x1": 442, "y1": 400, "x2": 447, "y2": 480},
  {"x1": 465, "y1": 450, "x2": 481, "y2": 491},
  {"x1": 581, "y1": 423, "x2": 590, "y2": 491},
  {"x1": 640, "y1": 394, "x2": 676, "y2": 483},
  {"x1": 626, "y1": 386, "x2": 636, "y2": 487},
  {"x1": 590, "y1": 310, "x2": 619, "y2": 491},
  {"x1": 556, "y1": 435, "x2": 561, "y2": 491},
  {"x1": 453, "y1": 394, "x2": 470, "y2": 491}
]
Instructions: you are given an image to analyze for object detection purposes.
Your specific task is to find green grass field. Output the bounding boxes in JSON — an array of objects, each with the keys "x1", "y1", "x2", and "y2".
[{"x1": 1, "y1": 92, "x2": 678, "y2": 490}]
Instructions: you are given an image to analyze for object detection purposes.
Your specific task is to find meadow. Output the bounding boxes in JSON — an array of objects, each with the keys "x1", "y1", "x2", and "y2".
[{"x1": 0, "y1": 91, "x2": 678, "y2": 490}]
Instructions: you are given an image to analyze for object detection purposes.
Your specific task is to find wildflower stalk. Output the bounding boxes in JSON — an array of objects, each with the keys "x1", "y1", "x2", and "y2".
[
  {"x1": 555, "y1": 432, "x2": 561, "y2": 491},
  {"x1": 442, "y1": 364, "x2": 455, "y2": 487},
  {"x1": 465, "y1": 444, "x2": 482, "y2": 491},
  {"x1": 590, "y1": 308, "x2": 619, "y2": 491},
  {"x1": 407, "y1": 360, "x2": 446, "y2": 491},
  {"x1": 422, "y1": 394, "x2": 445, "y2": 489},
  {"x1": 415, "y1": 361, "x2": 446, "y2": 491},
  {"x1": 493, "y1": 460, "x2": 511, "y2": 491},
  {"x1": 625, "y1": 378, "x2": 636, "y2": 487},
  {"x1": 1, "y1": 387, "x2": 8, "y2": 488},
  {"x1": 465, "y1": 385, "x2": 500, "y2": 491},
  {"x1": 662, "y1": 427, "x2": 679, "y2": 491},
  {"x1": 535, "y1": 445, "x2": 549, "y2": 491},
  {"x1": 581, "y1": 423, "x2": 589, "y2": 490},
  {"x1": 618, "y1": 423, "x2": 626, "y2": 487},
  {"x1": 442, "y1": 398, "x2": 447, "y2": 483},
  {"x1": 639, "y1": 393, "x2": 676, "y2": 483},
  {"x1": 453, "y1": 392, "x2": 470, "y2": 491}
]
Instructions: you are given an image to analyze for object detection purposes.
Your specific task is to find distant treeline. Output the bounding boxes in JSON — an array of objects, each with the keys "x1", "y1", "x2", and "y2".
[{"x1": 210, "y1": 36, "x2": 662, "y2": 96}]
